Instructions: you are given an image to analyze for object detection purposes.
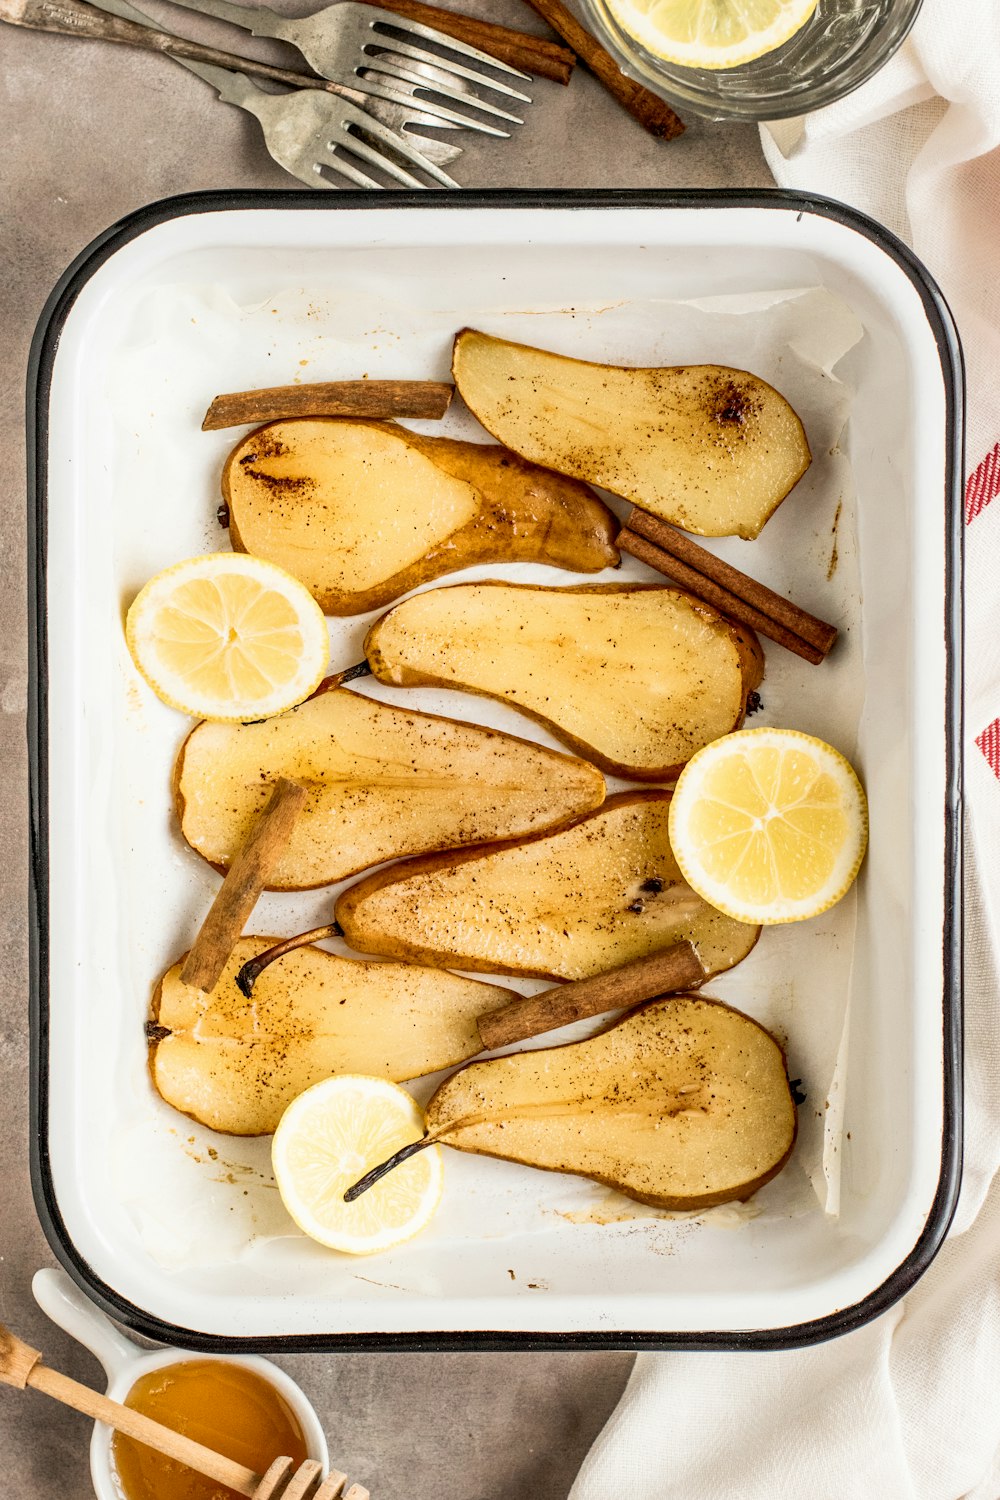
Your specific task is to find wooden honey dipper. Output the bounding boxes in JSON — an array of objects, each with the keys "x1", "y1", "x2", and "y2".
[{"x1": 0, "y1": 1323, "x2": 368, "y2": 1500}]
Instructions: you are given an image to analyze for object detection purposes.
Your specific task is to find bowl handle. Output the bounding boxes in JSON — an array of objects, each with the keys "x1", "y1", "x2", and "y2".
[{"x1": 32, "y1": 1268, "x2": 141, "y2": 1386}]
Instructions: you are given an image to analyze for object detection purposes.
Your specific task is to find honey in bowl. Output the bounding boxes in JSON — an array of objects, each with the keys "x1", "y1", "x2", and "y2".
[{"x1": 111, "y1": 1360, "x2": 309, "y2": 1500}]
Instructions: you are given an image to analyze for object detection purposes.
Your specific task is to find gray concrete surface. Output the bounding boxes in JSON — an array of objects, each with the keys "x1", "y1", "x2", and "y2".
[{"x1": 0, "y1": 7, "x2": 769, "y2": 1495}]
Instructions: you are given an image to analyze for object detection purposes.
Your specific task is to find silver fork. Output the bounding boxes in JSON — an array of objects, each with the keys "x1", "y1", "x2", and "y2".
[
  {"x1": 200, "y1": 79, "x2": 457, "y2": 185},
  {"x1": 86, "y1": 0, "x2": 466, "y2": 170},
  {"x1": 158, "y1": 0, "x2": 532, "y2": 124},
  {"x1": 1, "y1": 0, "x2": 459, "y2": 186}
]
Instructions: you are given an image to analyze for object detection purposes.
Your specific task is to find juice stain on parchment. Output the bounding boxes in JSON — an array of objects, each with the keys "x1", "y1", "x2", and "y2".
[
  {"x1": 176, "y1": 1131, "x2": 277, "y2": 1189},
  {"x1": 551, "y1": 1190, "x2": 762, "y2": 1230},
  {"x1": 827, "y1": 499, "x2": 843, "y2": 580}
]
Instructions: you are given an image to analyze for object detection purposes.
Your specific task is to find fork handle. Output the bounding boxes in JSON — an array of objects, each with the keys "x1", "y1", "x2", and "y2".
[
  {"x1": 156, "y1": 0, "x2": 290, "y2": 43},
  {"x1": 0, "y1": 0, "x2": 334, "y2": 90}
]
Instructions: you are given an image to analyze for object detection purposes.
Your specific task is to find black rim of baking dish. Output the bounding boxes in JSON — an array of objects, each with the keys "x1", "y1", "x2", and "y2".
[{"x1": 27, "y1": 188, "x2": 964, "y2": 1354}]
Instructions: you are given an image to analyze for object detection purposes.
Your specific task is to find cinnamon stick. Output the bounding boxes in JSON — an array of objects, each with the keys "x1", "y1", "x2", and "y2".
[
  {"x1": 180, "y1": 778, "x2": 308, "y2": 994},
  {"x1": 477, "y1": 941, "x2": 704, "y2": 1052},
  {"x1": 521, "y1": 0, "x2": 685, "y2": 139},
  {"x1": 626, "y1": 506, "x2": 838, "y2": 657},
  {"x1": 617, "y1": 527, "x2": 830, "y2": 666},
  {"x1": 202, "y1": 380, "x2": 453, "y2": 431},
  {"x1": 355, "y1": 0, "x2": 576, "y2": 84}
]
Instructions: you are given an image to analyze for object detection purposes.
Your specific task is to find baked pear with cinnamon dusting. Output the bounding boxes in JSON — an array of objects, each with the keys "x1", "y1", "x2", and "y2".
[
  {"x1": 366, "y1": 581, "x2": 764, "y2": 780},
  {"x1": 149, "y1": 937, "x2": 508, "y2": 1135},
  {"x1": 452, "y1": 329, "x2": 811, "y2": 539},
  {"x1": 336, "y1": 790, "x2": 760, "y2": 980},
  {"x1": 223, "y1": 417, "x2": 619, "y2": 614},
  {"x1": 174, "y1": 678, "x2": 605, "y2": 890},
  {"x1": 421, "y1": 995, "x2": 797, "y2": 1209}
]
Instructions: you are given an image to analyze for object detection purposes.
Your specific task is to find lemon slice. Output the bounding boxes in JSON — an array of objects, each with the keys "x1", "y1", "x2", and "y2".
[
  {"x1": 668, "y1": 728, "x2": 867, "y2": 925},
  {"x1": 605, "y1": 0, "x2": 819, "y2": 69},
  {"x1": 272, "y1": 1076, "x2": 443, "y2": 1255},
  {"x1": 125, "y1": 553, "x2": 329, "y2": 721}
]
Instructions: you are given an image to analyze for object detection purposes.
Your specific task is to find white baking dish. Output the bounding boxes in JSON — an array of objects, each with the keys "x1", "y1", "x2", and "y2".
[{"x1": 28, "y1": 192, "x2": 962, "y2": 1350}]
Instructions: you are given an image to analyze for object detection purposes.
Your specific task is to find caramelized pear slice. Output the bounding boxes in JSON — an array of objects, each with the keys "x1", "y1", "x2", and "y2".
[
  {"x1": 224, "y1": 418, "x2": 619, "y2": 614},
  {"x1": 149, "y1": 937, "x2": 508, "y2": 1135},
  {"x1": 336, "y1": 790, "x2": 759, "y2": 980},
  {"x1": 174, "y1": 681, "x2": 605, "y2": 890},
  {"x1": 422, "y1": 996, "x2": 796, "y2": 1209},
  {"x1": 366, "y1": 581, "x2": 764, "y2": 780},
  {"x1": 452, "y1": 329, "x2": 811, "y2": 539}
]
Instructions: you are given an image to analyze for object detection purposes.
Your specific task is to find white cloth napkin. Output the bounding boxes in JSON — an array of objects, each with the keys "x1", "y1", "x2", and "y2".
[{"x1": 570, "y1": 5, "x2": 1000, "y2": 1496}]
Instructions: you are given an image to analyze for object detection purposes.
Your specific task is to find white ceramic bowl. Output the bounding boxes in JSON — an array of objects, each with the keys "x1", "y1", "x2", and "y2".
[{"x1": 32, "y1": 1268, "x2": 328, "y2": 1499}]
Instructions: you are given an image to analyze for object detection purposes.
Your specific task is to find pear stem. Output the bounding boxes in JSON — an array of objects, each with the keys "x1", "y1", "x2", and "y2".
[
  {"x1": 338, "y1": 660, "x2": 373, "y2": 685},
  {"x1": 235, "y1": 923, "x2": 343, "y2": 997},
  {"x1": 343, "y1": 1122, "x2": 462, "y2": 1202}
]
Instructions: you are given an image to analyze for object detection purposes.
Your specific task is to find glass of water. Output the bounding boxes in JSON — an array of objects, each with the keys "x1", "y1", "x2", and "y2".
[{"x1": 580, "y1": 0, "x2": 924, "y2": 120}]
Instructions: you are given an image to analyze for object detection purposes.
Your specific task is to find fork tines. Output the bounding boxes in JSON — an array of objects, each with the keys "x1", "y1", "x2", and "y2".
[
  {"x1": 358, "y1": 1, "x2": 533, "y2": 119},
  {"x1": 361, "y1": 55, "x2": 526, "y2": 123},
  {"x1": 362, "y1": 3, "x2": 531, "y2": 82}
]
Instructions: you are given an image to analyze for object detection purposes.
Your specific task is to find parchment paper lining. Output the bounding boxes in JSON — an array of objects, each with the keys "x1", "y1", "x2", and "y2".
[{"x1": 104, "y1": 283, "x2": 864, "y2": 1272}]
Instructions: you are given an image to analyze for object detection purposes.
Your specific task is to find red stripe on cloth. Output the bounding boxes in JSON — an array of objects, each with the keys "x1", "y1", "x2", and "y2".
[
  {"x1": 966, "y1": 443, "x2": 1000, "y2": 523},
  {"x1": 976, "y1": 718, "x2": 1000, "y2": 778}
]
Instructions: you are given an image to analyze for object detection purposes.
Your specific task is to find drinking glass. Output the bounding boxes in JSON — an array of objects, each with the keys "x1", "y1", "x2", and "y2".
[{"x1": 580, "y1": 0, "x2": 924, "y2": 120}]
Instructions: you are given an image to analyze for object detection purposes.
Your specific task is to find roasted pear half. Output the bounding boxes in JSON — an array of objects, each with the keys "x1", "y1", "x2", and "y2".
[
  {"x1": 452, "y1": 329, "x2": 812, "y2": 540},
  {"x1": 366, "y1": 581, "x2": 764, "y2": 780},
  {"x1": 352, "y1": 997, "x2": 796, "y2": 1211},
  {"x1": 174, "y1": 679, "x2": 605, "y2": 890},
  {"x1": 337, "y1": 790, "x2": 760, "y2": 980},
  {"x1": 149, "y1": 937, "x2": 508, "y2": 1135},
  {"x1": 223, "y1": 418, "x2": 619, "y2": 614}
]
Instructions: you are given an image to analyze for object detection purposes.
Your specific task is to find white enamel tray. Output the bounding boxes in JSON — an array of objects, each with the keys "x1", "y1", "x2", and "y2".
[{"x1": 28, "y1": 192, "x2": 963, "y2": 1351}]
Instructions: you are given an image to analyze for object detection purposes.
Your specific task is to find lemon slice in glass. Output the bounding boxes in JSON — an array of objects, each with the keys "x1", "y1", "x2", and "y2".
[
  {"x1": 668, "y1": 728, "x2": 867, "y2": 925},
  {"x1": 125, "y1": 553, "x2": 329, "y2": 722},
  {"x1": 605, "y1": 0, "x2": 820, "y2": 69},
  {"x1": 272, "y1": 1076, "x2": 443, "y2": 1255}
]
